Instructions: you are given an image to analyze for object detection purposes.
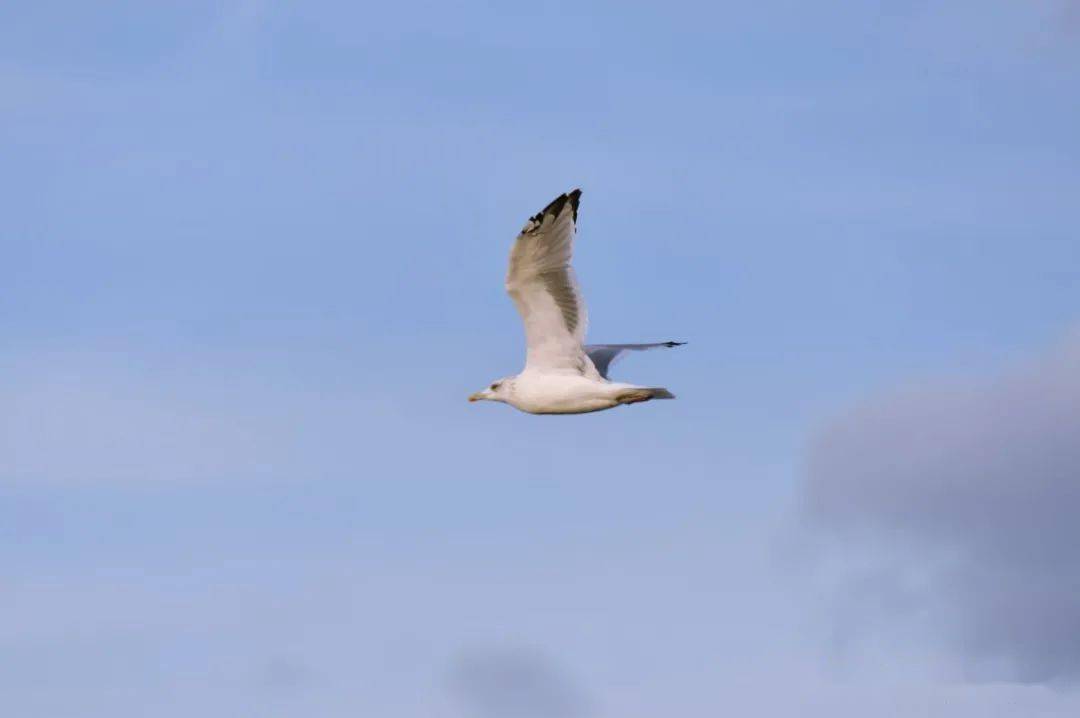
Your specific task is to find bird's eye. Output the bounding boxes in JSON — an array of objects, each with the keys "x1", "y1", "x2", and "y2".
[{"x1": 490, "y1": 383, "x2": 501, "y2": 391}]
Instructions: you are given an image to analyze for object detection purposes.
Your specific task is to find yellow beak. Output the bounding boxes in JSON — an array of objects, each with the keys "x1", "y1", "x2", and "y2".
[{"x1": 468, "y1": 392, "x2": 483, "y2": 402}]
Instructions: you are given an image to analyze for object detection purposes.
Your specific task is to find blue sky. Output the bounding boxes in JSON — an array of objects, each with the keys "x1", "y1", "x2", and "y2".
[{"x1": 4, "y1": 1, "x2": 1080, "y2": 716}]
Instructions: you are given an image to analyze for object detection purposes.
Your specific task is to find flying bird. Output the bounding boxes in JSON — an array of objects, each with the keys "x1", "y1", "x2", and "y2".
[{"x1": 469, "y1": 189, "x2": 684, "y2": 414}]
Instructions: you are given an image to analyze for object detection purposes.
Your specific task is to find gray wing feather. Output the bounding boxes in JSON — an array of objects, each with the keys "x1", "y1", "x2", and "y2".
[{"x1": 585, "y1": 341, "x2": 686, "y2": 379}]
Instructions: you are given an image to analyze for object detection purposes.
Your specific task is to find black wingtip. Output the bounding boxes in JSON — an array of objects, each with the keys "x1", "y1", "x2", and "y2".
[
  {"x1": 567, "y1": 187, "x2": 582, "y2": 214},
  {"x1": 664, "y1": 341, "x2": 687, "y2": 347},
  {"x1": 530, "y1": 188, "x2": 583, "y2": 225}
]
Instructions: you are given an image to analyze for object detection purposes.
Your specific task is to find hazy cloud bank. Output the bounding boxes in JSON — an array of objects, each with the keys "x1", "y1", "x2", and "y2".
[{"x1": 802, "y1": 332, "x2": 1080, "y2": 684}]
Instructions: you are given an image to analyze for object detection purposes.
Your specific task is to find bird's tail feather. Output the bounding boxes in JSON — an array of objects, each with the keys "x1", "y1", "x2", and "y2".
[{"x1": 616, "y1": 387, "x2": 676, "y2": 405}]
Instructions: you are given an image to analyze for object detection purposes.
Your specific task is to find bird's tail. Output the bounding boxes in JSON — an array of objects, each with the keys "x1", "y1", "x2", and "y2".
[{"x1": 616, "y1": 387, "x2": 676, "y2": 405}]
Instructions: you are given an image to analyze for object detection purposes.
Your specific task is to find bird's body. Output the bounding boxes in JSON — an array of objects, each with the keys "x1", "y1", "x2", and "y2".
[
  {"x1": 469, "y1": 189, "x2": 683, "y2": 415},
  {"x1": 495, "y1": 371, "x2": 671, "y2": 415}
]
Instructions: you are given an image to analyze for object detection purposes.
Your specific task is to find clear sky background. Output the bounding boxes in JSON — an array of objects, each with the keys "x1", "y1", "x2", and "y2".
[{"x1": 3, "y1": 1, "x2": 1080, "y2": 716}]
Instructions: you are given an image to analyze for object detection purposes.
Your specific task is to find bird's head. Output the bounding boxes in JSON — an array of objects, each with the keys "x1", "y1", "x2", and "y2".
[{"x1": 469, "y1": 378, "x2": 512, "y2": 404}]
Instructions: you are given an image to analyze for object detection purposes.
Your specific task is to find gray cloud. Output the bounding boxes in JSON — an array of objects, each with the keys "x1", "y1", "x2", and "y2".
[
  {"x1": 801, "y1": 332, "x2": 1080, "y2": 684},
  {"x1": 448, "y1": 647, "x2": 591, "y2": 718}
]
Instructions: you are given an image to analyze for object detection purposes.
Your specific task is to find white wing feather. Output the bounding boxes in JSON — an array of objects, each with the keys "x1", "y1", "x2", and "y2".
[{"x1": 505, "y1": 189, "x2": 594, "y2": 374}]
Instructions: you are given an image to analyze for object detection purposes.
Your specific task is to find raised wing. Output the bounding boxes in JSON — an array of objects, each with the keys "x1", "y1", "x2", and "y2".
[
  {"x1": 505, "y1": 189, "x2": 592, "y2": 373},
  {"x1": 585, "y1": 341, "x2": 686, "y2": 379}
]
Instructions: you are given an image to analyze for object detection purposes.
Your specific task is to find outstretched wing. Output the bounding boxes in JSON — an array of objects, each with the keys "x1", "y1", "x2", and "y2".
[
  {"x1": 585, "y1": 341, "x2": 686, "y2": 379},
  {"x1": 505, "y1": 189, "x2": 591, "y2": 373}
]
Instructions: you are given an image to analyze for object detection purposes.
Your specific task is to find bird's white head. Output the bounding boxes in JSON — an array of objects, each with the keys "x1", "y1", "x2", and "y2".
[{"x1": 468, "y1": 378, "x2": 513, "y2": 404}]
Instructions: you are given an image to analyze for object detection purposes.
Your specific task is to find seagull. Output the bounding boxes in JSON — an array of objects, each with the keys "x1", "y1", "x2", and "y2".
[{"x1": 469, "y1": 189, "x2": 685, "y2": 414}]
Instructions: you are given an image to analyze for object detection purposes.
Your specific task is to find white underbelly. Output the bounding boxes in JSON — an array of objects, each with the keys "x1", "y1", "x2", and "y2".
[{"x1": 510, "y1": 374, "x2": 627, "y2": 415}]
